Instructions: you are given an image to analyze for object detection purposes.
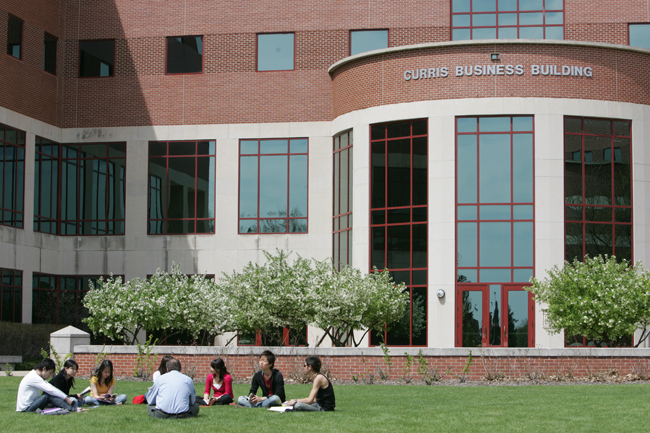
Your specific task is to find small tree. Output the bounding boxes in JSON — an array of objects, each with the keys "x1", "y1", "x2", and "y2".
[{"x1": 529, "y1": 255, "x2": 650, "y2": 347}]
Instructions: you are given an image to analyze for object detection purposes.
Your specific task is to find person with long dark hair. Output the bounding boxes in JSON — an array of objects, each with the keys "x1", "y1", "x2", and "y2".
[
  {"x1": 152, "y1": 355, "x2": 174, "y2": 383},
  {"x1": 16, "y1": 358, "x2": 79, "y2": 412},
  {"x1": 84, "y1": 359, "x2": 127, "y2": 406},
  {"x1": 49, "y1": 360, "x2": 84, "y2": 405},
  {"x1": 200, "y1": 358, "x2": 233, "y2": 406}
]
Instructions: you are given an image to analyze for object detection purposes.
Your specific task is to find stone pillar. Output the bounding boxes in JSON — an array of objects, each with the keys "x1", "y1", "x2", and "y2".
[{"x1": 50, "y1": 326, "x2": 91, "y2": 362}]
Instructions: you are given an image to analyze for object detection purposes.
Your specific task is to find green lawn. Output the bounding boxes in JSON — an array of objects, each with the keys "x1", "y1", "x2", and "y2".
[{"x1": 2, "y1": 377, "x2": 649, "y2": 432}]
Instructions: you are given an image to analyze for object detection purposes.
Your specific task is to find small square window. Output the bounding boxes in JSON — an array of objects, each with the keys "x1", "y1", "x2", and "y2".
[
  {"x1": 166, "y1": 36, "x2": 203, "y2": 74},
  {"x1": 630, "y1": 23, "x2": 650, "y2": 50},
  {"x1": 257, "y1": 33, "x2": 294, "y2": 71},
  {"x1": 43, "y1": 33, "x2": 57, "y2": 74},
  {"x1": 79, "y1": 40, "x2": 115, "y2": 77},
  {"x1": 350, "y1": 30, "x2": 388, "y2": 56},
  {"x1": 7, "y1": 16, "x2": 22, "y2": 59}
]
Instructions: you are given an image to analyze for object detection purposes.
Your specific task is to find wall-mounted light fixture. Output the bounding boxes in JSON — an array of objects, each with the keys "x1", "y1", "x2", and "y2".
[
  {"x1": 490, "y1": 53, "x2": 500, "y2": 61},
  {"x1": 436, "y1": 289, "x2": 445, "y2": 299}
]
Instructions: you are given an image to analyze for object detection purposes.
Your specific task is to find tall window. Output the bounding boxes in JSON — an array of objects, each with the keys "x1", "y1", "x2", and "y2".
[
  {"x1": 148, "y1": 140, "x2": 215, "y2": 234},
  {"x1": 257, "y1": 33, "x2": 294, "y2": 71},
  {"x1": 456, "y1": 116, "x2": 535, "y2": 348},
  {"x1": 0, "y1": 123, "x2": 25, "y2": 228},
  {"x1": 79, "y1": 40, "x2": 114, "y2": 77},
  {"x1": 1, "y1": 268, "x2": 22, "y2": 322},
  {"x1": 564, "y1": 117, "x2": 632, "y2": 262},
  {"x1": 629, "y1": 23, "x2": 650, "y2": 50},
  {"x1": 333, "y1": 130, "x2": 353, "y2": 269},
  {"x1": 7, "y1": 15, "x2": 22, "y2": 59},
  {"x1": 239, "y1": 138, "x2": 308, "y2": 234},
  {"x1": 451, "y1": 0, "x2": 564, "y2": 41},
  {"x1": 350, "y1": 30, "x2": 388, "y2": 56},
  {"x1": 370, "y1": 119, "x2": 428, "y2": 346},
  {"x1": 34, "y1": 137, "x2": 58, "y2": 234},
  {"x1": 43, "y1": 33, "x2": 57, "y2": 74},
  {"x1": 166, "y1": 36, "x2": 203, "y2": 74}
]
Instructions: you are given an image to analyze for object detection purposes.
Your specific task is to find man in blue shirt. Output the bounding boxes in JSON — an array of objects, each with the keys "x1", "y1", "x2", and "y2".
[{"x1": 145, "y1": 358, "x2": 199, "y2": 418}]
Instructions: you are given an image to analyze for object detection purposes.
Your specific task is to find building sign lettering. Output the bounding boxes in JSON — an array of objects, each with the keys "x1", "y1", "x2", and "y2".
[{"x1": 404, "y1": 64, "x2": 593, "y2": 81}]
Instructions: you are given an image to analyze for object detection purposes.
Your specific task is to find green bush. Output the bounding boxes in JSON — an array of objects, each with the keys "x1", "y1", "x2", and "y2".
[{"x1": 0, "y1": 322, "x2": 62, "y2": 359}]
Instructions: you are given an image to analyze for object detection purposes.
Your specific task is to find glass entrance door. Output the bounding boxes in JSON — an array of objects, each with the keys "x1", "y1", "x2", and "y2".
[{"x1": 456, "y1": 284, "x2": 534, "y2": 347}]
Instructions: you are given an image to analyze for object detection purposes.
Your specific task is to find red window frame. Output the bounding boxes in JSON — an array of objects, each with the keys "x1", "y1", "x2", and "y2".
[
  {"x1": 237, "y1": 327, "x2": 308, "y2": 347},
  {"x1": 349, "y1": 29, "x2": 389, "y2": 56},
  {"x1": 256, "y1": 32, "x2": 295, "y2": 72},
  {"x1": 79, "y1": 39, "x2": 115, "y2": 78},
  {"x1": 333, "y1": 130, "x2": 353, "y2": 270},
  {"x1": 165, "y1": 35, "x2": 204, "y2": 75},
  {"x1": 6, "y1": 15, "x2": 22, "y2": 60},
  {"x1": 43, "y1": 32, "x2": 57, "y2": 75},
  {"x1": 147, "y1": 140, "x2": 216, "y2": 235},
  {"x1": 0, "y1": 267, "x2": 22, "y2": 322},
  {"x1": 238, "y1": 138, "x2": 308, "y2": 234},
  {"x1": 35, "y1": 141, "x2": 126, "y2": 236},
  {"x1": 454, "y1": 115, "x2": 536, "y2": 347},
  {"x1": 369, "y1": 119, "x2": 428, "y2": 347},
  {"x1": 450, "y1": 0, "x2": 564, "y2": 41},
  {"x1": 0, "y1": 123, "x2": 25, "y2": 228}
]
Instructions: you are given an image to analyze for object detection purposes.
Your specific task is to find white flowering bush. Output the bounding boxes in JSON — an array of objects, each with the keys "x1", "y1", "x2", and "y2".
[
  {"x1": 311, "y1": 261, "x2": 409, "y2": 347},
  {"x1": 529, "y1": 255, "x2": 650, "y2": 347}
]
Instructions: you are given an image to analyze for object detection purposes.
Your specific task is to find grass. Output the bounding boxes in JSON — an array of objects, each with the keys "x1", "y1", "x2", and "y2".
[{"x1": 2, "y1": 377, "x2": 649, "y2": 432}]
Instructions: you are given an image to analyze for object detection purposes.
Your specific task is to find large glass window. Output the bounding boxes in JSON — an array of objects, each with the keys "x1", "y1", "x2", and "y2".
[
  {"x1": 148, "y1": 140, "x2": 215, "y2": 234},
  {"x1": 7, "y1": 15, "x2": 22, "y2": 59},
  {"x1": 43, "y1": 33, "x2": 57, "y2": 74},
  {"x1": 0, "y1": 123, "x2": 25, "y2": 228},
  {"x1": 1, "y1": 268, "x2": 22, "y2": 322},
  {"x1": 370, "y1": 119, "x2": 428, "y2": 346},
  {"x1": 34, "y1": 137, "x2": 58, "y2": 234},
  {"x1": 455, "y1": 116, "x2": 535, "y2": 347},
  {"x1": 79, "y1": 40, "x2": 114, "y2": 77},
  {"x1": 451, "y1": 0, "x2": 564, "y2": 41},
  {"x1": 257, "y1": 33, "x2": 294, "y2": 71},
  {"x1": 239, "y1": 138, "x2": 308, "y2": 234},
  {"x1": 350, "y1": 30, "x2": 388, "y2": 56},
  {"x1": 629, "y1": 23, "x2": 650, "y2": 50},
  {"x1": 166, "y1": 36, "x2": 203, "y2": 74},
  {"x1": 238, "y1": 327, "x2": 308, "y2": 347},
  {"x1": 333, "y1": 130, "x2": 353, "y2": 269},
  {"x1": 564, "y1": 117, "x2": 632, "y2": 262}
]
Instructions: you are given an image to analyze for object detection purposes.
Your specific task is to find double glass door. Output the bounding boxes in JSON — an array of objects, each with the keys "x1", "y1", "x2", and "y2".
[{"x1": 456, "y1": 284, "x2": 534, "y2": 347}]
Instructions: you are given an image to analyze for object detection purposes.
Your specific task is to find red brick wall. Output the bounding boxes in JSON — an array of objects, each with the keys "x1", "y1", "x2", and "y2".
[
  {"x1": 331, "y1": 43, "x2": 650, "y2": 117},
  {"x1": 1, "y1": 1, "x2": 650, "y2": 129},
  {"x1": 74, "y1": 351, "x2": 649, "y2": 382}
]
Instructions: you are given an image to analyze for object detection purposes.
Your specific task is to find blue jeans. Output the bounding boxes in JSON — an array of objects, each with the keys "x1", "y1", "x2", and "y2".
[
  {"x1": 26, "y1": 394, "x2": 77, "y2": 412},
  {"x1": 293, "y1": 402, "x2": 325, "y2": 411},
  {"x1": 84, "y1": 394, "x2": 127, "y2": 406},
  {"x1": 237, "y1": 395, "x2": 281, "y2": 408}
]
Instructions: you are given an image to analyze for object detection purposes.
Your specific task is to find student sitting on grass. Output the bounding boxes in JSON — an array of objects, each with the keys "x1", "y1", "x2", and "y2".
[
  {"x1": 49, "y1": 360, "x2": 85, "y2": 407},
  {"x1": 285, "y1": 356, "x2": 335, "y2": 411},
  {"x1": 145, "y1": 358, "x2": 199, "y2": 419},
  {"x1": 237, "y1": 350, "x2": 285, "y2": 408},
  {"x1": 16, "y1": 358, "x2": 80, "y2": 413},
  {"x1": 84, "y1": 360, "x2": 127, "y2": 406},
  {"x1": 199, "y1": 358, "x2": 233, "y2": 406},
  {"x1": 152, "y1": 355, "x2": 174, "y2": 384}
]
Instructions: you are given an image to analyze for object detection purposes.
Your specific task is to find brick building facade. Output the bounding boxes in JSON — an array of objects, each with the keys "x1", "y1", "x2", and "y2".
[{"x1": 1, "y1": 1, "x2": 650, "y2": 350}]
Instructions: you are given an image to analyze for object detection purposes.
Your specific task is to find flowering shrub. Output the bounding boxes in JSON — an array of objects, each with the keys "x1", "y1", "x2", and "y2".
[{"x1": 529, "y1": 255, "x2": 650, "y2": 347}]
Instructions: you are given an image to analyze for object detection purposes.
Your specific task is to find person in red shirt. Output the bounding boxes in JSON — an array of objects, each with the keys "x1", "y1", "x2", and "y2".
[
  {"x1": 237, "y1": 350, "x2": 285, "y2": 407},
  {"x1": 200, "y1": 358, "x2": 233, "y2": 406}
]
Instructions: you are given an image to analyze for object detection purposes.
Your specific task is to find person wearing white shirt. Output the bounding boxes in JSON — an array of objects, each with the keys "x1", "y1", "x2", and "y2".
[{"x1": 16, "y1": 358, "x2": 79, "y2": 412}]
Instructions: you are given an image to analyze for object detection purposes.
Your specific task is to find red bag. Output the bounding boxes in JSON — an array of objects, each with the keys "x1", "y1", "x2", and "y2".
[{"x1": 133, "y1": 395, "x2": 147, "y2": 405}]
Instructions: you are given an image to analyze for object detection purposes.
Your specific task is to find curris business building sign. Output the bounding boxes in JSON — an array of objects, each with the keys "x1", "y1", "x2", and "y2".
[{"x1": 404, "y1": 64, "x2": 594, "y2": 81}]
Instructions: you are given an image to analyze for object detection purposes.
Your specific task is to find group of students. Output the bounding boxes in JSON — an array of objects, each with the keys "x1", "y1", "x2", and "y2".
[
  {"x1": 16, "y1": 350, "x2": 335, "y2": 418},
  {"x1": 16, "y1": 358, "x2": 126, "y2": 412}
]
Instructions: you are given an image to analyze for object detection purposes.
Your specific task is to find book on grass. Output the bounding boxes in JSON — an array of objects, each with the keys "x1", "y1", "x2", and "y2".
[{"x1": 267, "y1": 406, "x2": 293, "y2": 412}]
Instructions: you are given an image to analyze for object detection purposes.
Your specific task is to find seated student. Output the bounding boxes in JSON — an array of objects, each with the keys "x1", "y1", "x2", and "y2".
[
  {"x1": 84, "y1": 360, "x2": 127, "y2": 406},
  {"x1": 285, "y1": 356, "x2": 335, "y2": 412},
  {"x1": 16, "y1": 358, "x2": 80, "y2": 413},
  {"x1": 152, "y1": 355, "x2": 174, "y2": 384},
  {"x1": 145, "y1": 358, "x2": 199, "y2": 419},
  {"x1": 49, "y1": 360, "x2": 84, "y2": 407},
  {"x1": 200, "y1": 358, "x2": 233, "y2": 406},
  {"x1": 237, "y1": 350, "x2": 284, "y2": 408}
]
